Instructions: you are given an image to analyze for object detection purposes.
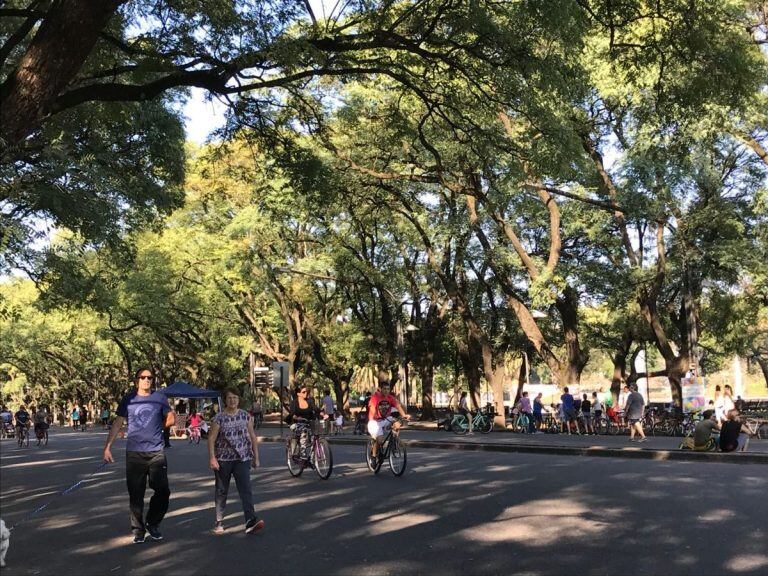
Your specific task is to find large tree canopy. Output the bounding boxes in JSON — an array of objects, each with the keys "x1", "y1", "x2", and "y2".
[{"x1": 1, "y1": 1, "x2": 767, "y2": 411}]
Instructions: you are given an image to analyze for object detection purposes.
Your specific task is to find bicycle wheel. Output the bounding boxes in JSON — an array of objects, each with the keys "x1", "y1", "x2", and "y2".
[
  {"x1": 479, "y1": 415, "x2": 493, "y2": 434},
  {"x1": 388, "y1": 436, "x2": 407, "y2": 476},
  {"x1": 286, "y1": 438, "x2": 304, "y2": 477},
  {"x1": 312, "y1": 438, "x2": 333, "y2": 479},
  {"x1": 452, "y1": 415, "x2": 468, "y2": 435},
  {"x1": 365, "y1": 439, "x2": 383, "y2": 474}
]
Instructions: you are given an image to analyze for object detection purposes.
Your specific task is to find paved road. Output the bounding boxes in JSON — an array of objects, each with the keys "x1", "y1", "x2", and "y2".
[{"x1": 1, "y1": 429, "x2": 766, "y2": 576}]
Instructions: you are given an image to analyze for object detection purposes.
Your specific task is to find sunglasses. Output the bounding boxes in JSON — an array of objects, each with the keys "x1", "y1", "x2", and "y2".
[
  {"x1": 298, "y1": 389, "x2": 308, "y2": 394},
  {"x1": 138, "y1": 375, "x2": 155, "y2": 381}
]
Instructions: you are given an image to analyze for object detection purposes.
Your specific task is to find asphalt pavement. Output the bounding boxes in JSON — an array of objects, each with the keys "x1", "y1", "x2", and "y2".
[{"x1": 1, "y1": 428, "x2": 766, "y2": 576}]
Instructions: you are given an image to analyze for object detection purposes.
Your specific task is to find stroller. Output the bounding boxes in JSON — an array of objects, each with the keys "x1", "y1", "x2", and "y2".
[
  {"x1": 353, "y1": 411, "x2": 368, "y2": 435},
  {"x1": 436, "y1": 409, "x2": 454, "y2": 432},
  {"x1": 1, "y1": 421, "x2": 15, "y2": 438}
]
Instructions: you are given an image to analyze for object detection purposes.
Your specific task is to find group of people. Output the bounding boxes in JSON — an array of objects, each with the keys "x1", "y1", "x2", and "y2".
[
  {"x1": 103, "y1": 368, "x2": 264, "y2": 542},
  {"x1": 508, "y1": 388, "x2": 613, "y2": 437},
  {"x1": 0, "y1": 404, "x2": 50, "y2": 440},
  {"x1": 691, "y1": 385, "x2": 752, "y2": 452},
  {"x1": 101, "y1": 367, "x2": 408, "y2": 543},
  {"x1": 285, "y1": 374, "x2": 407, "y2": 468}
]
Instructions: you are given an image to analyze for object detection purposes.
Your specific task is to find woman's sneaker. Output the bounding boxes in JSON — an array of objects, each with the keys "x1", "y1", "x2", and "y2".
[
  {"x1": 146, "y1": 525, "x2": 163, "y2": 541},
  {"x1": 245, "y1": 518, "x2": 264, "y2": 534},
  {"x1": 212, "y1": 522, "x2": 224, "y2": 535},
  {"x1": 133, "y1": 532, "x2": 146, "y2": 544}
]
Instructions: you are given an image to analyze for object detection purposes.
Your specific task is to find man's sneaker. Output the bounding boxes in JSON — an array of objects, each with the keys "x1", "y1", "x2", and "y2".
[
  {"x1": 369, "y1": 455, "x2": 378, "y2": 469},
  {"x1": 133, "y1": 532, "x2": 146, "y2": 544},
  {"x1": 212, "y1": 523, "x2": 225, "y2": 535},
  {"x1": 245, "y1": 518, "x2": 265, "y2": 534},
  {"x1": 146, "y1": 525, "x2": 163, "y2": 541},
  {"x1": 638, "y1": 437, "x2": 648, "y2": 443}
]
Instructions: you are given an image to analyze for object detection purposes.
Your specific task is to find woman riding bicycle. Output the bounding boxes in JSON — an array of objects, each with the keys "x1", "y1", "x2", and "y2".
[
  {"x1": 367, "y1": 376, "x2": 409, "y2": 467},
  {"x1": 285, "y1": 384, "x2": 318, "y2": 457}
]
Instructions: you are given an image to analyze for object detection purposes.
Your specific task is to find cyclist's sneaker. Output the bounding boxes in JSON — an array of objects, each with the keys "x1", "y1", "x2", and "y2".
[
  {"x1": 133, "y1": 532, "x2": 146, "y2": 544},
  {"x1": 370, "y1": 455, "x2": 378, "y2": 469},
  {"x1": 212, "y1": 522, "x2": 224, "y2": 535},
  {"x1": 146, "y1": 525, "x2": 163, "y2": 541},
  {"x1": 245, "y1": 518, "x2": 264, "y2": 534}
]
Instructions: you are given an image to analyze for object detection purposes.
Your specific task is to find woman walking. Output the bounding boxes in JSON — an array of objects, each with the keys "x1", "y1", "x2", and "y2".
[{"x1": 207, "y1": 388, "x2": 264, "y2": 535}]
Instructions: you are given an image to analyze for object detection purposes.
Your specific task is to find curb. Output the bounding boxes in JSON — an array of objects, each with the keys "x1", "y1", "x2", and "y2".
[{"x1": 255, "y1": 433, "x2": 768, "y2": 465}]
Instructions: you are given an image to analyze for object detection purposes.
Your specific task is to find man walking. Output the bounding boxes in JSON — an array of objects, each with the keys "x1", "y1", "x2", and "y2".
[
  {"x1": 103, "y1": 368, "x2": 175, "y2": 543},
  {"x1": 624, "y1": 384, "x2": 647, "y2": 442}
]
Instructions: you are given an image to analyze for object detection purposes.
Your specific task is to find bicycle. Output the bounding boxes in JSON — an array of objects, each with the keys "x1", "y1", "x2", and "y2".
[
  {"x1": 365, "y1": 418, "x2": 407, "y2": 476},
  {"x1": 511, "y1": 412, "x2": 534, "y2": 434},
  {"x1": 17, "y1": 425, "x2": 29, "y2": 447},
  {"x1": 35, "y1": 425, "x2": 49, "y2": 446},
  {"x1": 285, "y1": 420, "x2": 333, "y2": 480},
  {"x1": 451, "y1": 409, "x2": 493, "y2": 435},
  {"x1": 187, "y1": 425, "x2": 201, "y2": 444}
]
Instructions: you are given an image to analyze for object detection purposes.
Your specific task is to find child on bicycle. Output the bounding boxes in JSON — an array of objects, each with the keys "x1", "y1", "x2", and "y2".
[{"x1": 188, "y1": 411, "x2": 203, "y2": 439}]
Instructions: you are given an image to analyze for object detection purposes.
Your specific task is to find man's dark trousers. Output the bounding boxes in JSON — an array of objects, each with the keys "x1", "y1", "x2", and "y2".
[{"x1": 126, "y1": 451, "x2": 170, "y2": 534}]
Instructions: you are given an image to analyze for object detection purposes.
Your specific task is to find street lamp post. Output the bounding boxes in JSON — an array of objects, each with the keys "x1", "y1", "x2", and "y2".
[{"x1": 644, "y1": 344, "x2": 650, "y2": 404}]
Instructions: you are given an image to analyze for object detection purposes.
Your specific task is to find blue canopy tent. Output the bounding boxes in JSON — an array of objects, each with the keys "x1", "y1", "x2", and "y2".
[
  {"x1": 159, "y1": 382, "x2": 222, "y2": 438},
  {"x1": 160, "y1": 381, "x2": 221, "y2": 401}
]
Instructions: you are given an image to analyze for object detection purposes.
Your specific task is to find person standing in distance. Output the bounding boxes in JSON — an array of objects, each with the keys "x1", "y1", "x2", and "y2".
[
  {"x1": 103, "y1": 368, "x2": 175, "y2": 544},
  {"x1": 624, "y1": 384, "x2": 647, "y2": 442}
]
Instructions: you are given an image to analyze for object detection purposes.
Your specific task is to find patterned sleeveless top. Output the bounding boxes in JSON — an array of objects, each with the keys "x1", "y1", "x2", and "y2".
[{"x1": 213, "y1": 409, "x2": 254, "y2": 461}]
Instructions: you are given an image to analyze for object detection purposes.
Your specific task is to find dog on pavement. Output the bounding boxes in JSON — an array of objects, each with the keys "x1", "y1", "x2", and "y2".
[{"x1": 0, "y1": 518, "x2": 10, "y2": 567}]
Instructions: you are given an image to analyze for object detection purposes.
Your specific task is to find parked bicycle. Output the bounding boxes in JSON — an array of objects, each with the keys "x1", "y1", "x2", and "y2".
[
  {"x1": 510, "y1": 412, "x2": 533, "y2": 434},
  {"x1": 285, "y1": 420, "x2": 333, "y2": 480},
  {"x1": 365, "y1": 418, "x2": 407, "y2": 476},
  {"x1": 451, "y1": 408, "x2": 493, "y2": 434}
]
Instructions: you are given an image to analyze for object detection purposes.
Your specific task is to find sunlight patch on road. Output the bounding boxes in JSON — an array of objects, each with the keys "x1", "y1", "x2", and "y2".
[
  {"x1": 1, "y1": 456, "x2": 93, "y2": 469},
  {"x1": 337, "y1": 511, "x2": 438, "y2": 539},
  {"x1": 456, "y1": 498, "x2": 609, "y2": 546},
  {"x1": 696, "y1": 508, "x2": 737, "y2": 523},
  {"x1": 724, "y1": 554, "x2": 768, "y2": 572}
]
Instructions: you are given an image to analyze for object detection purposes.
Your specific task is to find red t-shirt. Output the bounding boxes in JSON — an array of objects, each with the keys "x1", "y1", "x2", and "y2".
[
  {"x1": 189, "y1": 413, "x2": 202, "y2": 427},
  {"x1": 369, "y1": 392, "x2": 399, "y2": 420}
]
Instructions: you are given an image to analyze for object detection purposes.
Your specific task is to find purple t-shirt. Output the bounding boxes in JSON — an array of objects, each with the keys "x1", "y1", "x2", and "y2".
[{"x1": 117, "y1": 391, "x2": 171, "y2": 452}]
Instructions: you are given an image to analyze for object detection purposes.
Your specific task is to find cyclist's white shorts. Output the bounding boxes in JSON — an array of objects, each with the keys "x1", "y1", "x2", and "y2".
[{"x1": 368, "y1": 418, "x2": 393, "y2": 439}]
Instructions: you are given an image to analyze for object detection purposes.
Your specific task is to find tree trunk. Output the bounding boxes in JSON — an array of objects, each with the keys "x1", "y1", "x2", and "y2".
[
  {"x1": 514, "y1": 352, "x2": 527, "y2": 403},
  {"x1": 419, "y1": 361, "x2": 435, "y2": 420},
  {"x1": 665, "y1": 356, "x2": 687, "y2": 412},
  {"x1": 1, "y1": 0, "x2": 125, "y2": 150},
  {"x1": 554, "y1": 287, "x2": 589, "y2": 386},
  {"x1": 457, "y1": 333, "x2": 482, "y2": 409},
  {"x1": 754, "y1": 354, "x2": 768, "y2": 390},
  {"x1": 332, "y1": 374, "x2": 351, "y2": 418}
]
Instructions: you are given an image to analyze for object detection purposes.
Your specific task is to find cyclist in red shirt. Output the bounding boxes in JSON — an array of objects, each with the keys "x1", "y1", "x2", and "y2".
[{"x1": 367, "y1": 379, "x2": 409, "y2": 465}]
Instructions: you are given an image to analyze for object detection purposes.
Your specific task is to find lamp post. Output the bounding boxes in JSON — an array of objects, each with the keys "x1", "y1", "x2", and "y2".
[
  {"x1": 404, "y1": 323, "x2": 419, "y2": 408},
  {"x1": 644, "y1": 344, "x2": 650, "y2": 404}
]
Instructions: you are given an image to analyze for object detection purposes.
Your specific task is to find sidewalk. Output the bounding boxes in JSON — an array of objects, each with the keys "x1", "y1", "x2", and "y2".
[{"x1": 256, "y1": 419, "x2": 768, "y2": 465}]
